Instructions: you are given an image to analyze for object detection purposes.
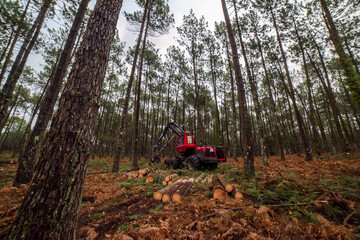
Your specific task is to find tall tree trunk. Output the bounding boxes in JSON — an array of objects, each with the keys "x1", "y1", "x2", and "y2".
[
  {"x1": 0, "y1": 0, "x2": 52, "y2": 134},
  {"x1": 221, "y1": 0, "x2": 254, "y2": 177},
  {"x1": 307, "y1": 50, "x2": 347, "y2": 152},
  {"x1": 191, "y1": 42, "x2": 203, "y2": 142},
  {"x1": 6, "y1": 0, "x2": 122, "y2": 238},
  {"x1": 0, "y1": 0, "x2": 32, "y2": 85},
  {"x1": 209, "y1": 48, "x2": 222, "y2": 145},
  {"x1": 112, "y1": 0, "x2": 150, "y2": 173},
  {"x1": 319, "y1": 0, "x2": 360, "y2": 107},
  {"x1": 225, "y1": 44, "x2": 240, "y2": 158},
  {"x1": 0, "y1": 31, "x2": 14, "y2": 66},
  {"x1": 0, "y1": 90, "x2": 20, "y2": 151},
  {"x1": 270, "y1": 5, "x2": 312, "y2": 161},
  {"x1": 13, "y1": 0, "x2": 90, "y2": 186},
  {"x1": 132, "y1": 8, "x2": 150, "y2": 169},
  {"x1": 233, "y1": 0, "x2": 267, "y2": 165},
  {"x1": 254, "y1": 28, "x2": 285, "y2": 161},
  {"x1": 293, "y1": 18, "x2": 321, "y2": 156}
]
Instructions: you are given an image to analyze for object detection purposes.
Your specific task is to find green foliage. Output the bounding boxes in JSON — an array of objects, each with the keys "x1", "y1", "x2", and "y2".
[
  {"x1": 116, "y1": 177, "x2": 146, "y2": 189},
  {"x1": 0, "y1": 180, "x2": 8, "y2": 187},
  {"x1": 204, "y1": 190, "x2": 212, "y2": 198},
  {"x1": 292, "y1": 211, "x2": 302, "y2": 219},
  {"x1": 247, "y1": 186, "x2": 262, "y2": 199},
  {"x1": 339, "y1": 176, "x2": 360, "y2": 187},
  {"x1": 151, "y1": 205, "x2": 163, "y2": 213},
  {"x1": 120, "y1": 161, "x2": 133, "y2": 172},
  {"x1": 285, "y1": 171, "x2": 296, "y2": 177},
  {"x1": 117, "y1": 181, "x2": 134, "y2": 189},
  {"x1": 118, "y1": 225, "x2": 129, "y2": 232},
  {"x1": 128, "y1": 214, "x2": 142, "y2": 220},
  {"x1": 292, "y1": 209, "x2": 319, "y2": 224},
  {"x1": 323, "y1": 205, "x2": 343, "y2": 218},
  {"x1": 302, "y1": 209, "x2": 319, "y2": 224},
  {"x1": 319, "y1": 178, "x2": 334, "y2": 186},
  {"x1": 146, "y1": 191, "x2": 153, "y2": 197},
  {"x1": 91, "y1": 212, "x2": 104, "y2": 220},
  {"x1": 88, "y1": 159, "x2": 110, "y2": 171},
  {"x1": 333, "y1": 154, "x2": 357, "y2": 160}
]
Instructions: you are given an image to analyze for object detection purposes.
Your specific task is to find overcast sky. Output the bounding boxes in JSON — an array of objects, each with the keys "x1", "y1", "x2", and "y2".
[
  {"x1": 28, "y1": 1, "x2": 225, "y2": 72},
  {"x1": 117, "y1": 0, "x2": 225, "y2": 57}
]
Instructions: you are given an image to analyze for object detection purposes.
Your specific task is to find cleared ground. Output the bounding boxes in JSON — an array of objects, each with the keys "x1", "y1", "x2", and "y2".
[{"x1": 0, "y1": 152, "x2": 359, "y2": 239}]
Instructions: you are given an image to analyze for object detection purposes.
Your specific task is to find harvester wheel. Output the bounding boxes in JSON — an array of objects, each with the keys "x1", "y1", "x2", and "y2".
[{"x1": 186, "y1": 155, "x2": 202, "y2": 170}]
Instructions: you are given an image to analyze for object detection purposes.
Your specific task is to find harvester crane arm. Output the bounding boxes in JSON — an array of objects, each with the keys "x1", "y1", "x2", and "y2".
[{"x1": 150, "y1": 122, "x2": 185, "y2": 162}]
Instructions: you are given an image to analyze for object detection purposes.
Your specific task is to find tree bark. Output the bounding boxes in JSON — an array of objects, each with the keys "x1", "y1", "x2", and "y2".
[
  {"x1": 221, "y1": 0, "x2": 254, "y2": 177},
  {"x1": 6, "y1": 0, "x2": 122, "y2": 238},
  {"x1": 13, "y1": 0, "x2": 91, "y2": 186}
]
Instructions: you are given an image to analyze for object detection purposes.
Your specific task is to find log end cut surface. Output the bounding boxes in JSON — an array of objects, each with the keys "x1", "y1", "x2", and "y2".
[
  {"x1": 154, "y1": 191, "x2": 162, "y2": 201},
  {"x1": 213, "y1": 188, "x2": 227, "y2": 200}
]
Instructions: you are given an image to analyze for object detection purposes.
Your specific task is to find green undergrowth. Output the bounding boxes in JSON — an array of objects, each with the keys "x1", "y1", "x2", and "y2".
[
  {"x1": 0, "y1": 169, "x2": 16, "y2": 187},
  {"x1": 128, "y1": 214, "x2": 142, "y2": 220},
  {"x1": 116, "y1": 177, "x2": 146, "y2": 189},
  {"x1": 150, "y1": 205, "x2": 163, "y2": 213},
  {"x1": 91, "y1": 212, "x2": 105, "y2": 220},
  {"x1": 118, "y1": 225, "x2": 129, "y2": 232},
  {"x1": 243, "y1": 178, "x2": 319, "y2": 204},
  {"x1": 292, "y1": 209, "x2": 319, "y2": 224},
  {"x1": 0, "y1": 154, "x2": 12, "y2": 162},
  {"x1": 318, "y1": 176, "x2": 360, "y2": 200},
  {"x1": 88, "y1": 158, "x2": 111, "y2": 171}
]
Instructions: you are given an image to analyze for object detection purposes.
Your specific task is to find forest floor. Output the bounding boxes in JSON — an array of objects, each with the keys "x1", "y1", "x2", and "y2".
[{"x1": 0, "y1": 152, "x2": 360, "y2": 239}]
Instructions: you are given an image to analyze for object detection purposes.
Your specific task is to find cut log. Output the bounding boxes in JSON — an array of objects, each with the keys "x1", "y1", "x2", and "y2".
[
  {"x1": 212, "y1": 178, "x2": 227, "y2": 200},
  {"x1": 154, "y1": 179, "x2": 184, "y2": 201},
  {"x1": 172, "y1": 179, "x2": 194, "y2": 203},
  {"x1": 162, "y1": 180, "x2": 168, "y2": 186},
  {"x1": 165, "y1": 174, "x2": 178, "y2": 182},
  {"x1": 132, "y1": 172, "x2": 139, "y2": 178},
  {"x1": 217, "y1": 174, "x2": 233, "y2": 193},
  {"x1": 146, "y1": 176, "x2": 154, "y2": 184},
  {"x1": 167, "y1": 177, "x2": 180, "y2": 185},
  {"x1": 162, "y1": 178, "x2": 193, "y2": 203},
  {"x1": 139, "y1": 168, "x2": 152, "y2": 176},
  {"x1": 202, "y1": 174, "x2": 213, "y2": 184},
  {"x1": 195, "y1": 173, "x2": 205, "y2": 183},
  {"x1": 207, "y1": 174, "x2": 214, "y2": 184},
  {"x1": 230, "y1": 188, "x2": 244, "y2": 199},
  {"x1": 138, "y1": 173, "x2": 144, "y2": 179}
]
